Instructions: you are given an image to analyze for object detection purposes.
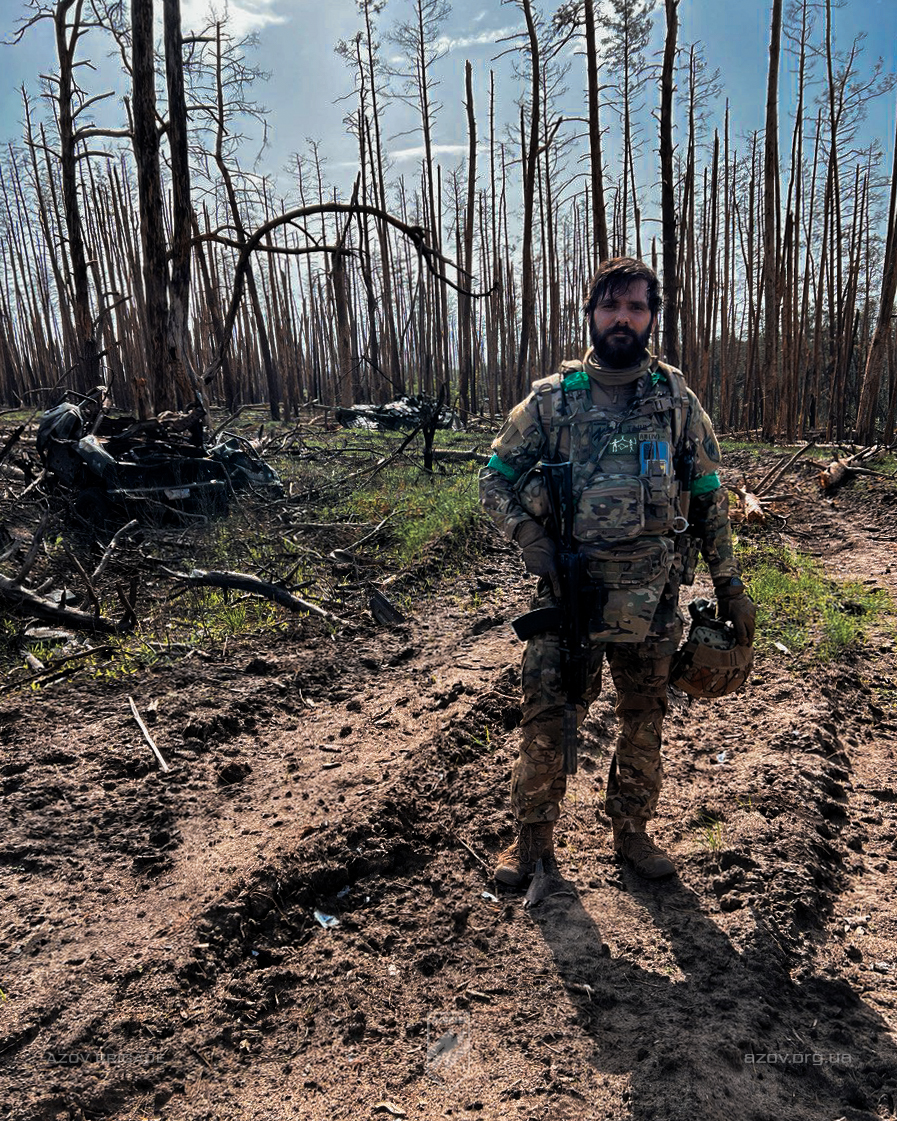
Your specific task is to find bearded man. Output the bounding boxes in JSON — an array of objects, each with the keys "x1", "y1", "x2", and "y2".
[{"x1": 479, "y1": 257, "x2": 755, "y2": 883}]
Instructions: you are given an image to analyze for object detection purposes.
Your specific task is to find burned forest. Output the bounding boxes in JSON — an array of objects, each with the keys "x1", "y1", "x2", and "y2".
[{"x1": 2, "y1": 1, "x2": 897, "y2": 1121}]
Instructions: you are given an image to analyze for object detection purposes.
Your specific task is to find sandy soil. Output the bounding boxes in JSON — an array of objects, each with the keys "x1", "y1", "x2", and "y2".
[{"x1": 2, "y1": 454, "x2": 897, "y2": 1121}]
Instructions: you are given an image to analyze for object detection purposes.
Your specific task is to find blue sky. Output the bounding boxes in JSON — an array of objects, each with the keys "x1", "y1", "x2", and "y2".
[{"x1": 1, "y1": 0, "x2": 895, "y2": 206}]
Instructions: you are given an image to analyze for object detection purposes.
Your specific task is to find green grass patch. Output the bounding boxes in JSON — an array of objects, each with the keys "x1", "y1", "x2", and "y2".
[
  {"x1": 718, "y1": 439, "x2": 770, "y2": 456},
  {"x1": 736, "y1": 534, "x2": 893, "y2": 659},
  {"x1": 333, "y1": 464, "x2": 483, "y2": 569}
]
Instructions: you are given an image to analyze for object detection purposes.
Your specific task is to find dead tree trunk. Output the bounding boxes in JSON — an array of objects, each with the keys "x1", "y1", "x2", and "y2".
[
  {"x1": 516, "y1": 0, "x2": 540, "y2": 397},
  {"x1": 458, "y1": 60, "x2": 477, "y2": 421},
  {"x1": 163, "y1": 0, "x2": 201, "y2": 417},
  {"x1": 856, "y1": 92, "x2": 897, "y2": 442},
  {"x1": 53, "y1": 0, "x2": 99, "y2": 394},
  {"x1": 583, "y1": 0, "x2": 609, "y2": 267},
  {"x1": 131, "y1": 0, "x2": 171, "y2": 415},
  {"x1": 761, "y1": 0, "x2": 783, "y2": 438},
  {"x1": 660, "y1": 0, "x2": 679, "y2": 366}
]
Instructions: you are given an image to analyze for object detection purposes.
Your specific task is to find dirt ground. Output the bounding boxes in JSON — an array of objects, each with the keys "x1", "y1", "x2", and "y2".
[{"x1": 2, "y1": 453, "x2": 897, "y2": 1121}]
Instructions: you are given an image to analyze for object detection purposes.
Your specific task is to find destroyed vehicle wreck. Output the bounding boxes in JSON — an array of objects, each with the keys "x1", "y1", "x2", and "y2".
[
  {"x1": 37, "y1": 401, "x2": 283, "y2": 525},
  {"x1": 336, "y1": 393, "x2": 462, "y2": 432}
]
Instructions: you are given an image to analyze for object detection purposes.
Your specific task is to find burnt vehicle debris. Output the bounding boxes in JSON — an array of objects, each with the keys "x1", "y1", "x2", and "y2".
[
  {"x1": 336, "y1": 393, "x2": 462, "y2": 432},
  {"x1": 37, "y1": 401, "x2": 283, "y2": 526}
]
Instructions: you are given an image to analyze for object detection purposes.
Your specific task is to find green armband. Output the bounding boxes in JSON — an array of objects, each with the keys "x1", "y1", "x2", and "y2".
[
  {"x1": 691, "y1": 472, "x2": 721, "y2": 496},
  {"x1": 485, "y1": 454, "x2": 520, "y2": 482},
  {"x1": 561, "y1": 369, "x2": 590, "y2": 392}
]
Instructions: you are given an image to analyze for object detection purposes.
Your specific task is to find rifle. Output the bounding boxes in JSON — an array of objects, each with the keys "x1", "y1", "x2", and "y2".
[
  {"x1": 511, "y1": 460, "x2": 589, "y2": 776},
  {"x1": 673, "y1": 440, "x2": 700, "y2": 585}
]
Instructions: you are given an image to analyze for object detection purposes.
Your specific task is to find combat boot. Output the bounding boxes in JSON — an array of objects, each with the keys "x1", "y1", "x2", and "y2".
[
  {"x1": 494, "y1": 822, "x2": 557, "y2": 888},
  {"x1": 613, "y1": 817, "x2": 675, "y2": 879}
]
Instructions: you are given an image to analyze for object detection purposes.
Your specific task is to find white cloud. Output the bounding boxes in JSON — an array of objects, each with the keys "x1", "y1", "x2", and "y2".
[
  {"x1": 433, "y1": 26, "x2": 517, "y2": 54},
  {"x1": 180, "y1": 0, "x2": 288, "y2": 38},
  {"x1": 388, "y1": 143, "x2": 469, "y2": 162}
]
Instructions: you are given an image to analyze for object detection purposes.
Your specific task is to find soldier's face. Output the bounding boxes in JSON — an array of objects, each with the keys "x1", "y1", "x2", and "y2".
[{"x1": 590, "y1": 279, "x2": 655, "y2": 367}]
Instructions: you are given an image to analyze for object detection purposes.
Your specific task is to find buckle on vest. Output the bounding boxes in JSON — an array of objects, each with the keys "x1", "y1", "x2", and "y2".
[{"x1": 672, "y1": 516, "x2": 689, "y2": 534}]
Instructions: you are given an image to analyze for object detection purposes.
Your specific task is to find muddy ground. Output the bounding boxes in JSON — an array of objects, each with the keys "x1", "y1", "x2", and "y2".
[{"x1": 2, "y1": 453, "x2": 897, "y2": 1121}]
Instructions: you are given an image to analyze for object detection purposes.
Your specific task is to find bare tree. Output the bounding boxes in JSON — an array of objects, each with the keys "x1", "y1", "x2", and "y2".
[
  {"x1": 11, "y1": 1, "x2": 128, "y2": 394},
  {"x1": 659, "y1": 0, "x2": 679, "y2": 365},
  {"x1": 600, "y1": 0, "x2": 655, "y2": 257},
  {"x1": 856, "y1": 96, "x2": 897, "y2": 441}
]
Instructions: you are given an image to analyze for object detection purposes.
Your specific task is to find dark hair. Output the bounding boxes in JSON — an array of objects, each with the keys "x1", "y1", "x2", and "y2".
[{"x1": 583, "y1": 257, "x2": 661, "y2": 319}]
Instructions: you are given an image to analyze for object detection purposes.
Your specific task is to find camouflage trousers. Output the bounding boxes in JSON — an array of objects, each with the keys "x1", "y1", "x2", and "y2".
[{"x1": 513, "y1": 586, "x2": 682, "y2": 827}]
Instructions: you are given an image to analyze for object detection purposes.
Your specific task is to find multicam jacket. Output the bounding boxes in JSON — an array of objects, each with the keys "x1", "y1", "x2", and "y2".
[{"x1": 479, "y1": 353, "x2": 740, "y2": 642}]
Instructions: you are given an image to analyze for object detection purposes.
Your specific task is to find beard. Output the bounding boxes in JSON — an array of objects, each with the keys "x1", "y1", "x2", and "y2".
[{"x1": 590, "y1": 321, "x2": 652, "y2": 368}]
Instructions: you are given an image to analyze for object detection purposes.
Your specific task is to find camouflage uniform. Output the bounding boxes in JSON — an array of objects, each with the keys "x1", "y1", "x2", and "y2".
[{"x1": 480, "y1": 353, "x2": 739, "y2": 827}]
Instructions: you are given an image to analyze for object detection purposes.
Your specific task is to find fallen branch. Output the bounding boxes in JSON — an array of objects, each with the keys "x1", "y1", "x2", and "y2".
[
  {"x1": 0, "y1": 645, "x2": 114, "y2": 694},
  {"x1": 0, "y1": 425, "x2": 24, "y2": 469},
  {"x1": 17, "y1": 468, "x2": 46, "y2": 500},
  {"x1": 350, "y1": 513, "x2": 395, "y2": 551},
  {"x1": 128, "y1": 696, "x2": 170, "y2": 773},
  {"x1": 338, "y1": 422, "x2": 423, "y2": 487},
  {"x1": 0, "y1": 572, "x2": 135, "y2": 633},
  {"x1": 432, "y1": 448, "x2": 487, "y2": 464},
  {"x1": 91, "y1": 519, "x2": 139, "y2": 580},
  {"x1": 63, "y1": 545, "x2": 102, "y2": 621},
  {"x1": 754, "y1": 439, "x2": 816, "y2": 495},
  {"x1": 160, "y1": 567, "x2": 346, "y2": 625},
  {"x1": 14, "y1": 511, "x2": 50, "y2": 585},
  {"x1": 845, "y1": 465, "x2": 897, "y2": 480}
]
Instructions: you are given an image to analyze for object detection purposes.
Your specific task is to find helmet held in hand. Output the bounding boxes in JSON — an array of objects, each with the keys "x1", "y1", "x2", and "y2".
[{"x1": 671, "y1": 598, "x2": 753, "y2": 698}]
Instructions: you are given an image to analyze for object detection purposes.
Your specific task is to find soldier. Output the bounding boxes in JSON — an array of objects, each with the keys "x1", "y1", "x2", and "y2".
[{"x1": 479, "y1": 257, "x2": 755, "y2": 882}]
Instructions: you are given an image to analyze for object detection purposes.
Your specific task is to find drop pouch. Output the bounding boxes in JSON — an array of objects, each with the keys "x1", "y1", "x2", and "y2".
[{"x1": 581, "y1": 536, "x2": 675, "y2": 642}]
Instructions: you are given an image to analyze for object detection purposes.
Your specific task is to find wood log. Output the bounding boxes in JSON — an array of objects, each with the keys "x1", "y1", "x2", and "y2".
[
  {"x1": 0, "y1": 573, "x2": 132, "y2": 633},
  {"x1": 160, "y1": 567, "x2": 346, "y2": 625},
  {"x1": 819, "y1": 458, "x2": 853, "y2": 491},
  {"x1": 733, "y1": 487, "x2": 766, "y2": 523},
  {"x1": 819, "y1": 444, "x2": 894, "y2": 491}
]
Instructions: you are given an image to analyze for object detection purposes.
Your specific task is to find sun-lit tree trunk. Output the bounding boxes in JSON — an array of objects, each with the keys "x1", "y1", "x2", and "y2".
[
  {"x1": 659, "y1": 0, "x2": 679, "y2": 365},
  {"x1": 583, "y1": 0, "x2": 608, "y2": 267},
  {"x1": 515, "y1": 0, "x2": 540, "y2": 397},
  {"x1": 163, "y1": 0, "x2": 202, "y2": 415},
  {"x1": 856, "y1": 96, "x2": 897, "y2": 441},
  {"x1": 458, "y1": 60, "x2": 477, "y2": 420},
  {"x1": 760, "y1": 0, "x2": 782, "y2": 438},
  {"x1": 131, "y1": 0, "x2": 170, "y2": 414},
  {"x1": 53, "y1": 1, "x2": 100, "y2": 394}
]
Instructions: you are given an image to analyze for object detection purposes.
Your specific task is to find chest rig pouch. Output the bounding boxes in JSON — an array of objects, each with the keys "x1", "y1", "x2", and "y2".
[{"x1": 519, "y1": 361, "x2": 691, "y2": 642}]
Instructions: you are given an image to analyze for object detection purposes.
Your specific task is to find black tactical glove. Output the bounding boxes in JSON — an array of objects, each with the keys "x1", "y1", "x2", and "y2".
[
  {"x1": 514, "y1": 520, "x2": 562, "y2": 599},
  {"x1": 714, "y1": 577, "x2": 756, "y2": 646}
]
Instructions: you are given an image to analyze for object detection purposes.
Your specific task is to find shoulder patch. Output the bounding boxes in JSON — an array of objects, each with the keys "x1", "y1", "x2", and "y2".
[{"x1": 562, "y1": 369, "x2": 591, "y2": 392}]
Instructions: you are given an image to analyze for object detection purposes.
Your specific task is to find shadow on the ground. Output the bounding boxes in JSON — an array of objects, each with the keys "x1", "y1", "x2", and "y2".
[{"x1": 531, "y1": 870, "x2": 892, "y2": 1121}]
